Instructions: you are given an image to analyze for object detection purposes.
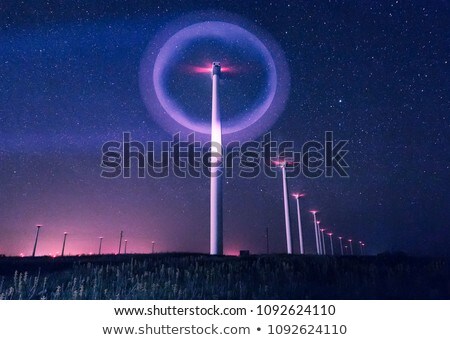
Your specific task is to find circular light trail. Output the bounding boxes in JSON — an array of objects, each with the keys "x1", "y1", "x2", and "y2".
[{"x1": 140, "y1": 13, "x2": 290, "y2": 142}]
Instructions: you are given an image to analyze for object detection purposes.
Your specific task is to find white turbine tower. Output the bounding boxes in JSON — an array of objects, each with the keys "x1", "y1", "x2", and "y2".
[
  {"x1": 338, "y1": 236, "x2": 344, "y2": 255},
  {"x1": 310, "y1": 211, "x2": 320, "y2": 254},
  {"x1": 274, "y1": 160, "x2": 293, "y2": 254},
  {"x1": 293, "y1": 193, "x2": 305, "y2": 254},
  {"x1": 317, "y1": 220, "x2": 323, "y2": 255},
  {"x1": 320, "y1": 228, "x2": 326, "y2": 255},
  {"x1": 327, "y1": 232, "x2": 334, "y2": 256},
  {"x1": 210, "y1": 62, "x2": 223, "y2": 255}
]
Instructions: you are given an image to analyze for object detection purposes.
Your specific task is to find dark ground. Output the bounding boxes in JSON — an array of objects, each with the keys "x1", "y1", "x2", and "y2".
[{"x1": 0, "y1": 253, "x2": 448, "y2": 299}]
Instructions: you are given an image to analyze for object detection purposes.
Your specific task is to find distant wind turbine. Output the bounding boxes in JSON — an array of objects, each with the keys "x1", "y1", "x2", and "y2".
[
  {"x1": 338, "y1": 236, "x2": 344, "y2": 255},
  {"x1": 320, "y1": 228, "x2": 326, "y2": 255},
  {"x1": 348, "y1": 239, "x2": 354, "y2": 255},
  {"x1": 32, "y1": 225, "x2": 42, "y2": 257},
  {"x1": 310, "y1": 211, "x2": 320, "y2": 254},
  {"x1": 292, "y1": 193, "x2": 305, "y2": 254},
  {"x1": 98, "y1": 237, "x2": 103, "y2": 255},
  {"x1": 317, "y1": 220, "x2": 323, "y2": 255},
  {"x1": 61, "y1": 232, "x2": 68, "y2": 257},
  {"x1": 118, "y1": 230, "x2": 123, "y2": 254},
  {"x1": 274, "y1": 160, "x2": 292, "y2": 254},
  {"x1": 327, "y1": 232, "x2": 334, "y2": 256}
]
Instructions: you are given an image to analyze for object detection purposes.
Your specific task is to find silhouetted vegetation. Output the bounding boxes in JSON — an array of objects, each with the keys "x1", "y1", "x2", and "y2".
[{"x1": 0, "y1": 254, "x2": 448, "y2": 299}]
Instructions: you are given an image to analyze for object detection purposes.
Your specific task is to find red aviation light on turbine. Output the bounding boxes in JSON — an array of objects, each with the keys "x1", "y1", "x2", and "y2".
[{"x1": 186, "y1": 63, "x2": 235, "y2": 74}]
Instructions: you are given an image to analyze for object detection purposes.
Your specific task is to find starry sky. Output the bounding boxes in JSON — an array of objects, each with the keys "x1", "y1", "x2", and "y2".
[{"x1": 0, "y1": 1, "x2": 449, "y2": 257}]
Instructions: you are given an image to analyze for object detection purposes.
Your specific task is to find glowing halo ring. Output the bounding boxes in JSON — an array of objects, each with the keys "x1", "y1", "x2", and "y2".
[
  {"x1": 139, "y1": 12, "x2": 290, "y2": 143},
  {"x1": 154, "y1": 22, "x2": 276, "y2": 135}
]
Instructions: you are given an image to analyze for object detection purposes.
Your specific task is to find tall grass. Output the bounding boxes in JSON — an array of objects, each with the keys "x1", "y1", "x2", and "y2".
[{"x1": 0, "y1": 254, "x2": 448, "y2": 299}]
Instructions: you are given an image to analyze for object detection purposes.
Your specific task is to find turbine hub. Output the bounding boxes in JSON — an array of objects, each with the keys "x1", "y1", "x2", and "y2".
[{"x1": 212, "y1": 61, "x2": 221, "y2": 76}]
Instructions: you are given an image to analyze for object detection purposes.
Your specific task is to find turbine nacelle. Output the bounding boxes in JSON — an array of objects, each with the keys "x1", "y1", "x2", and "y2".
[
  {"x1": 212, "y1": 62, "x2": 221, "y2": 76},
  {"x1": 187, "y1": 62, "x2": 232, "y2": 75}
]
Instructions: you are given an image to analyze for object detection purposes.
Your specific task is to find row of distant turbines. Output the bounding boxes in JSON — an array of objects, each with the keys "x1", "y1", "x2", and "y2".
[
  {"x1": 207, "y1": 63, "x2": 368, "y2": 256},
  {"x1": 277, "y1": 160, "x2": 366, "y2": 256},
  {"x1": 30, "y1": 226, "x2": 156, "y2": 257}
]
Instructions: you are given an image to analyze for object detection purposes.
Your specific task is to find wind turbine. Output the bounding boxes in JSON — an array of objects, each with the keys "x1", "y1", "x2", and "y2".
[
  {"x1": 152, "y1": 241, "x2": 155, "y2": 254},
  {"x1": 348, "y1": 239, "x2": 354, "y2": 255},
  {"x1": 327, "y1": 232, "x2": 334, "y2": 256},
  {"x1": 362, "y1": 242, "x2": 366, "y2": 255},
  {"x1": 317, "y1": 221, "x2": 324, "y2": 254},
  {"x1": 359, "y1": 241, "x2": 364, "y2": 255},
  {"x1": 124, "y1": 239, "x2": 128, "y2": 254},
  {"x1": 98, "y1": 237, "x2": 103, "y2": 255},
  {"x1": 118, "y1": 230, "x2": 123, "y2": 254},
  {"x1": 209, "y1": 62, "x2": 224, "y2": 255},
  {"x1": 310, "y1": 211, "x2": 320, "y2": 254},
  {"x1": 61, "y1": 232, "x2": 68, "y2": 257},
  {"x1": 320, "y1": 228, "x2": 326, "y2": 255},
  {"x1": 292, "y1": 193, "x2": 305, "y2": 254},
  {"x1": 274, "y1": 160, "x2": 292, "y2": 254},
  {"x1": 338, "y1": 236, "x2": 344, "y2": 255},
  {"x1": 32, "y1": 225, "x2": 42, "y2": 257}
]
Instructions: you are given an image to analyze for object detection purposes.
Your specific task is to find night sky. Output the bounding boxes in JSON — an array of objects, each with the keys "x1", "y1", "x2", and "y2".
[{"x1": 0, "y1": 1, "x2": 449, "y2": 257}]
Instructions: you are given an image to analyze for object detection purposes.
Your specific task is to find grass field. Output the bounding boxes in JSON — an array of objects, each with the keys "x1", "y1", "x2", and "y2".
[{"x1": 0, "y1": 253, "x2": 448, "y2": 299}]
